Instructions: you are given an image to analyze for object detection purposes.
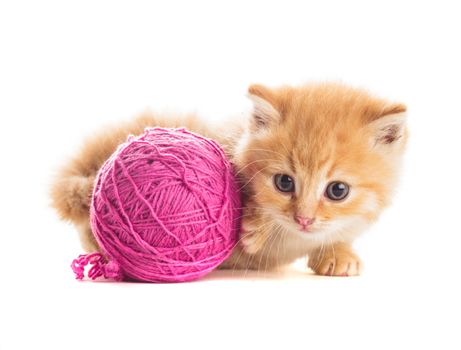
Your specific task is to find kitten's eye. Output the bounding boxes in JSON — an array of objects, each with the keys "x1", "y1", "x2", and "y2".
[
  {"x1": 274, "y1": 174, "x2": 295, "y2": 193},
  {"x1": 325, "y1": 181, "x2": 349, "y2": 201}
]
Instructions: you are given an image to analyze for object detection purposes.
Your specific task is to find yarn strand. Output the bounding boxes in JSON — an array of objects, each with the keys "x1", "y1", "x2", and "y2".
[{"x1": 71, "y1": 253, "x2": 122, "y2": 281}]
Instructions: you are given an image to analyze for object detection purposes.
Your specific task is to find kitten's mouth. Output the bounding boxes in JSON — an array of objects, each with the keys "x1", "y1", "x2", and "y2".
[
  {"x1": 277, "y1": 217, "x2": 321, "y2": 236},
  {"x1": 299, "y1": 225, "x2": 313, "y2": 233}
]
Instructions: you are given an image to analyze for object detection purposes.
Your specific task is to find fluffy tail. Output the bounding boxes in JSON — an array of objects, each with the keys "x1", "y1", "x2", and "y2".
[
  {"x1": 50, "y1": 172, "x2": 95, "y2": 223},
  {"x1": 50, "y1": 113, "x2": 161, "y2": 223}
]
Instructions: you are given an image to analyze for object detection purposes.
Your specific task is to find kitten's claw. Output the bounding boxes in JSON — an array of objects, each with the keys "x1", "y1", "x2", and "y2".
[{"x1": 308, "y1": 245, "x2": 362, "y2": 277}]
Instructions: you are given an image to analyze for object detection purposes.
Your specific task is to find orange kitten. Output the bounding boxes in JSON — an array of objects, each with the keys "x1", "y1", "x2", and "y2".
[
  {"x1": 223, "y1": 83, "x2": 407, "y2": 275},
  {"x1": 50, "y1": 83, "x2": 407, "y2": 276}
]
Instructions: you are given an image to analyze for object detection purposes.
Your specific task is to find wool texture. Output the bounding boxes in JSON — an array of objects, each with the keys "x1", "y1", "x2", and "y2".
[{"x1": 73, "y1": 127, "x2": 241, "y2": 282}]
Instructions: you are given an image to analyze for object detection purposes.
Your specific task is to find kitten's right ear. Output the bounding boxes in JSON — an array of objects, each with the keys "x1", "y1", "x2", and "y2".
[{"x1": 247, "y1": 84, "x2": 281, "y2": 129}]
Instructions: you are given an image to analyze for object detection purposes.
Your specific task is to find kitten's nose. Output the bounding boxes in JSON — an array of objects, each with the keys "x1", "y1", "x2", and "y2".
[{"x1": 295, "y1": 215, "x2": 315, "y2": 227}]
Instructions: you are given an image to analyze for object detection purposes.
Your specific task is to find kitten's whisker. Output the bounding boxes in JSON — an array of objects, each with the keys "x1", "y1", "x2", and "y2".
[
  {"x1": 249, "y1": 186, "x2": 274, "y2": 200},
  {"x1": 311, "y1": 243, "x2": 320, "y2": 271},
  {"x1": 246, "y1": 221, "x2": 276, "y2": 279},
  {"x1": 265, "y1": 223, "x2": 282, "y2": 273},
  {"x1": 250, "y1": 221, "x2": 274, "y2": 278},
  {"x1": 275, "y1": 225, "x2": 284, "y2": 269},
  {"x1": 224, "y1": 218, "x2": 275, "y2": 262},
  {"x1": 231, "y1": 148, "x2": 287, "y2": 159},
  {"x1": 230, "y1": 220, "x2": 275, "y2": 273},
  {"x1": 238, "y1": 165, "x2": 274, "y2": 191},
  {"x1": 230, "y1": 211, "x2": 267, "y2": 223},
  {"x1": 231, "y1": 205, "x2": 268, "y2": 211},
  {"x1": 312, "y1": 241, "x2": 326, "y2": 272},
  {"x1": 275, "y1": 224, "x2": 286, "y2": 268},
  {"x1": 256, "y1": 224, "x2": 275, "y2": 277},
  {"x1": 320, "y1": 242, "x2": 327, "y2": 271},
  {"x1": 234, "y1": 159, "x2": 278, "y2": 176},
  {"x1": 227, "y1": 225, "x2": 259, "y2": 271},
  {"x1": 329, "y1": 236, "x2": 336, "y2": 276}
]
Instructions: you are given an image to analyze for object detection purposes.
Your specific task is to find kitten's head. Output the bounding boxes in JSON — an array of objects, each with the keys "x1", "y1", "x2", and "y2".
[{"x1": 235, "y1": 83, "x2": 407, "y2": 244}]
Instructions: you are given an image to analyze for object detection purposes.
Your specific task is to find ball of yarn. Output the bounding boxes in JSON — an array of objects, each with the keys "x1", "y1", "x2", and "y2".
[{"x1": 88, "y1": 127, "x2": 241, "y2": 282}]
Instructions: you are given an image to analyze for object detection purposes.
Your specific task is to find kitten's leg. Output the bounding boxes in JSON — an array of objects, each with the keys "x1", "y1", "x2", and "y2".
[
  {"x1": 219, "y1": 215, "x2": 271, "y2": 269},
  {"x1": 240, "y1": 228, "x2": 270, "y2": 255},
  {"x1": 240, "y1": 215, "x2": 270, "y2": 254},
  {"x1": 308, "y1": 242, "x2": 362, "y2": 276}
]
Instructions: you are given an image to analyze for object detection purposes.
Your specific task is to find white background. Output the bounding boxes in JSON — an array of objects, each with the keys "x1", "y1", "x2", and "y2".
[{"x1": 1, "y1": 1, "x2": 460, "y2": 349}]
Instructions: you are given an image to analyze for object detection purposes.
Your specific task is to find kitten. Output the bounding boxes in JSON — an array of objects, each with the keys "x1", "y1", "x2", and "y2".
[{"x1": 50, "y1": 83, "x2": 407, "y2": 276}]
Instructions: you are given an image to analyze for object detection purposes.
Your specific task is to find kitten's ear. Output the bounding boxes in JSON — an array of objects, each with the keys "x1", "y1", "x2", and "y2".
[
  {"x1": 247, "y1": 84, "x2": 281, "y2": 129},
  {"x1": 367, "y1": 103, "x2": 407, "y2": 151}
]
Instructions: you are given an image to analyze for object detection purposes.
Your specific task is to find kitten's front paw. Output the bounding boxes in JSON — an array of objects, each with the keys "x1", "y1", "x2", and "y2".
[
  {"x1": 241, "y1": 229, "x2": 265, "y2": 254},
  {"x1": 308, "y1": 244, "x2": 362, "y2": 277},
  {"x1": 240, "y1": 218, "x2": 268, "y2": 255}
]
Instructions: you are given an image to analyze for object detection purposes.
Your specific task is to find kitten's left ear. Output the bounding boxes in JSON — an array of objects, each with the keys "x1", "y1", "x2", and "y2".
[{"x1": 366, "y1": 103, "x2": 408, "y2": 151}]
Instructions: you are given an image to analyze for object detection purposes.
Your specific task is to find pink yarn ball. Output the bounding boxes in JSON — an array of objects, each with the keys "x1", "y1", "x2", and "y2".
[{"x1": 89, "y1": 127, "x2": 241, "y2": 282}]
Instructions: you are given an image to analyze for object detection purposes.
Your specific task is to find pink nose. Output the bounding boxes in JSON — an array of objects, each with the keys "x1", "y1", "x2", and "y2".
[{"x1": 295, "y1": 216, "x2": 315, "y2": 227}]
